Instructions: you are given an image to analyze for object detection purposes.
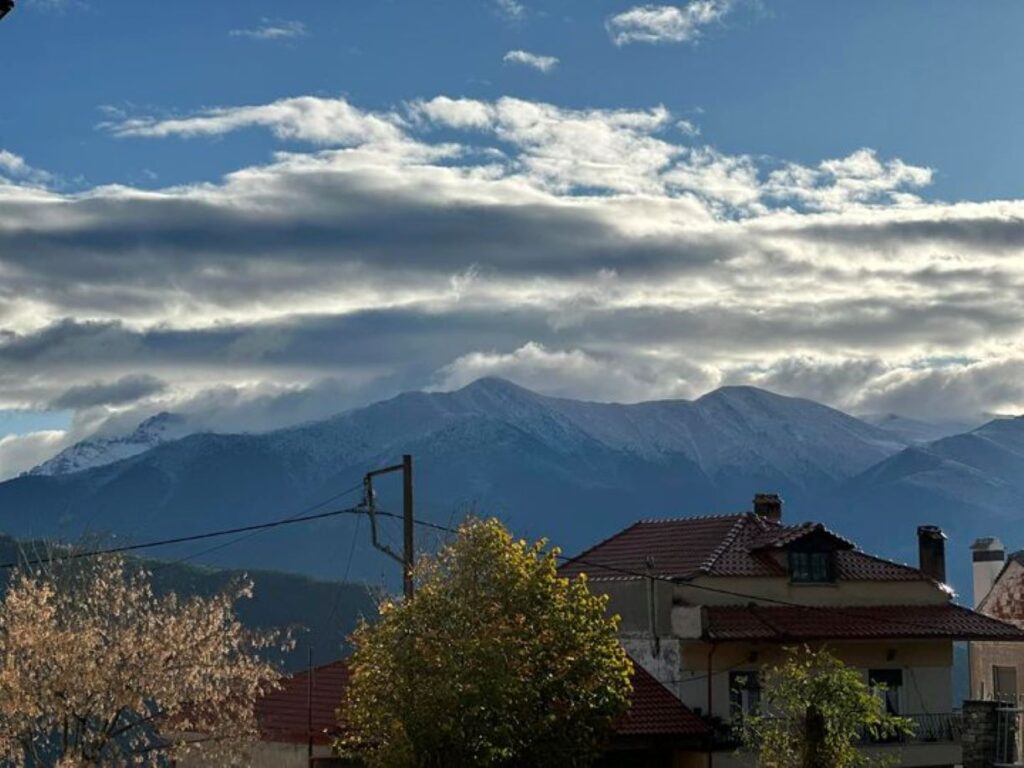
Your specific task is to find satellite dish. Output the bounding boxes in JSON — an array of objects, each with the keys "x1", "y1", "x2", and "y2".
[{"x1": 0, "y1": 0, "x2": 13, "y2": 21}]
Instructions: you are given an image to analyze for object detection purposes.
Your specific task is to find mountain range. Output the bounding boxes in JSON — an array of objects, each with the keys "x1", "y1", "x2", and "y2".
[{"x1": 0, "y1": 377, "x2": 1021, "y2": 596}]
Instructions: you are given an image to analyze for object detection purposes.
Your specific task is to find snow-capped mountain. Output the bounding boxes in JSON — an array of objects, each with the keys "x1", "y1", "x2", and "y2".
[
  {"x1": 860, "y1": 413, "x2": 982, "y2": 445},
  {"x1": 0, "y1": 378, "x2": 914, "y2": 583},
  {"x1": 28, "y1": 412, "x2": 192, "y2": 476},
  {"x1": 3, "y1": 376, "x2": 1019, "y2": 597}
]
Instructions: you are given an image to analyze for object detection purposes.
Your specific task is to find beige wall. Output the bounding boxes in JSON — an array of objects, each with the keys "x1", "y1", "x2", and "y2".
[
  {"x1": 674, "y1": 640, "x2": 953, "y2": 720},
  {"x1": 969, "y1": 641, "x2": 1024, "y2": 701},
  {"x1": 713, "y1": 742, "x2": 960, "y2": 768},
  {"x1": 175, "y1": 740, "x2": 335, "y2": 768}
]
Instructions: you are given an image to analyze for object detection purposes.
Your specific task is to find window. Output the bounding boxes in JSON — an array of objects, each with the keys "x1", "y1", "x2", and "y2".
[
  {"x1": 729, "y1": 671, "x2": 761, "y2": 719},
  {"x1": 789, "y1": 550, "x2": 835, "y2": 583},
  {"x1": 994, "y1": 665, "x2": 1018, "y2": 703},
  {"x1": 869, "y1": 669, "x2": 903, "y2": 715}
]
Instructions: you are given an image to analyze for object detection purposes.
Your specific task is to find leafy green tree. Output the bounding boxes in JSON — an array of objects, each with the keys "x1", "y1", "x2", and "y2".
[
  {"x1": 338, "y1": 517, "x2": 632, "y2": 768},
  {"x1": 739, "y1": 646, "x2": 914, "y2": 768}
]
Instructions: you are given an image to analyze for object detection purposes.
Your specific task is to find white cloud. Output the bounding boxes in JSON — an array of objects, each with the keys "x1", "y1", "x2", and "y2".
[
  {"x1": 607, "y1": 1, "x2": 733, "y2": 46},
  {"x1": 766, "y1": 149, "x2": 934, "y2": 211},
  {"x1": 0, "y1": 150, "x2": 53, "y2": 186},
  {"x1": 107, "y1": 96, "x2": 408, "y2": 149},
  {"x1": 229, "y1": 19, "x2": 308, "y2": 41},
  {"x1": 495, "y1": 0, "x2": 527, "y2": 21},
  {"x1": 437, "y1": 342, "x2": 717, "y2": 402},
  {"x1": 503, "y1": 50, "x2": 560, "y2": 73},
  {"x1": 0, "y1": 430, "x2": 66, "y2": 480}
]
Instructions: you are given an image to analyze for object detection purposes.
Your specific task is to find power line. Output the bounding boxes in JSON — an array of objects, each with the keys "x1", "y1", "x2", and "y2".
[
  {"x1": 1, "y1": 503, "x2": 366, "y2": 571},
  {"x1": 150, "y1": 482, "x2": 365, "y2": 572}
]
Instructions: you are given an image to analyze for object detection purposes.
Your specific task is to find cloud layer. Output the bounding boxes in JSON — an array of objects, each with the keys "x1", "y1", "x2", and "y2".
[{"x1": 1, "y1": 91, "x2": 1023, "y2": 476}]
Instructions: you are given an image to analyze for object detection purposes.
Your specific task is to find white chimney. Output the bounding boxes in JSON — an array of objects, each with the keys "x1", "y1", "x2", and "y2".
[{"x1": 971, "y1": 537, "x2": 1005, "y2": 608}]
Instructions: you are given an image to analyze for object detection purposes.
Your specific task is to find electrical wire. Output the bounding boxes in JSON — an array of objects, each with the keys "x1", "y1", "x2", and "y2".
[
  {"x1": 1, "y1": 501, "x2": 365, "y2": 571},
  {"x1": 149, "y1": 482, "x2": 366, "y2": 572}
]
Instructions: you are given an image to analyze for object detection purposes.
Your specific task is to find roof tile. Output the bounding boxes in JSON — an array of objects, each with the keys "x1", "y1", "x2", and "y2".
[
  {"x1": 559, "y1": 513, "x2": 929, "y2": 583},
  {"x1": 704, "y1": 604, "x2": 1024, "y2": 642}
]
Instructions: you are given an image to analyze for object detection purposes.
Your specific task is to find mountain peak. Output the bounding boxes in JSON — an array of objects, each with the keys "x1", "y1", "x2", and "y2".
[{"x1": 455, "y1": 377, "x2": 539, "y2": 397}]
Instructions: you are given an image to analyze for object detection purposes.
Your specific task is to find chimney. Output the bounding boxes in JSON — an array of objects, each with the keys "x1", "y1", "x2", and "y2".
[
  {"x1": 917, "y1": 525, "x2": 947, "y2": 584},
  {"x1": 971, "y1": 537, "x2": 1005, "y2": 608},
  {"x1": 753, "y1": 493, "x2": 783, "y2": 523}
]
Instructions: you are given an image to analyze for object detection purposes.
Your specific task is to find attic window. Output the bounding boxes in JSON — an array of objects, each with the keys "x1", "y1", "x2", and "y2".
[{"x1": 789, "y1": 551, "x2": 835, "y2": 583}]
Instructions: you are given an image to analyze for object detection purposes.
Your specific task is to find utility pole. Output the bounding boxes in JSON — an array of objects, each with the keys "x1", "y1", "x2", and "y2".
[{"x1": 362, "y1": 454, "x2": 415, "y2": 599}]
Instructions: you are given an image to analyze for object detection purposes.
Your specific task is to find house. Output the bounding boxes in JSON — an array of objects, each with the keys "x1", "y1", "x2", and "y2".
[
  {"x1": 177, "y1": 655, "x2": 709, "y2": 768},
  {"x1": 968, "y1": 537, "x2": 1024, "y2": 702},
  {"x1": 559, "y1": 494, "x2": 1024, "y2": 768}
]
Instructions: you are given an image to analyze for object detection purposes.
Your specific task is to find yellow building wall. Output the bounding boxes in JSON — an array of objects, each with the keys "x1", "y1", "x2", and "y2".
[{"x1": 676, "y1": 639, "x2": 953, "y2": 720}]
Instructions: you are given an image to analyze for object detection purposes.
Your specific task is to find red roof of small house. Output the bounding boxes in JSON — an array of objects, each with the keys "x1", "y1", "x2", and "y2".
[
  {"x1": 256, "y1": 660, "x2": 348, "y2": 746},
  {"x1": 616, "y1": 660, "x2": 709, "y2": 738},
  {"x1": 256, "y1": 656, "x2": 707, "y2": 745},
  {"x1": 702, "y1": 604, "x2": 1024, "y2": 642},
  {"x1": 558, "y1": 512, "x2": 928, "y2": 583}
]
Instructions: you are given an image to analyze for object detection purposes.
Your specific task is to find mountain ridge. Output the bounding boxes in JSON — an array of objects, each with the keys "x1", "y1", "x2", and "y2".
[{"x1": 3, "y1": 377, "x2": 1020, "y2": 595}]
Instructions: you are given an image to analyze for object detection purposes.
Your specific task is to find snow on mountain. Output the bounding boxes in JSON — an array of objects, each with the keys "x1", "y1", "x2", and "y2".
[
  {"x1": 5, "y1": 377, "x2": 1019, "y2": 596},
  {"x1": 860, "y1": 413, "x2": 982, "y2": 444},
  {"x1": 28, "y1": 412, "x2": 192, "y2": 477},
  {"x1": 0, "y1": 378, "x2": 917, "y2": 581}
]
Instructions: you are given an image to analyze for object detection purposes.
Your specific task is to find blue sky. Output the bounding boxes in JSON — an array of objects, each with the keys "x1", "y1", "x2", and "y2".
[
  {"x1": 3, "y1": 0, "x2": 1024, "y2": 476},
  {"x1": 5, "y1": 0, "x2": 1024, "y2": 198}
]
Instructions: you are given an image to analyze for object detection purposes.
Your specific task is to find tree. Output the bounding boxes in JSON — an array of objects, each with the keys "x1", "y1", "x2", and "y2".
[
  {"x1": 0, "y1": 553, "x2": 286, "y2": 766},
  {"x1": 738, "y1": 646, "x2": 914, "y2": 768},
  {"x1": 339, "y1": 517, "x2": 632, "y2": 768}
]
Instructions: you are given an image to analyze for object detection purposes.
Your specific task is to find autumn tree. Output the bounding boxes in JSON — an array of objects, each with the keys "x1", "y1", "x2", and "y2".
[
  {"x1": 339, "y1": 517, "x2": 632, "y2": 768},
  {"x1": 738, "y1": 646, "x2": 914, "y2": 768},
  {"x1": 0, "y1": 553, "x2": 286, "y2": 766}
]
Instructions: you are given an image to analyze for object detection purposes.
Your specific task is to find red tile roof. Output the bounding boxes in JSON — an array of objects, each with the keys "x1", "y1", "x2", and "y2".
[
  {"x1": 616, "y1": 660, "x2": 709, "y2": 738},
  {"x1": 256, "y1": 660, "x2": 348, "y2": 746},
  {"x1": 558, "y1": 512, "x2": 927, "y2": 583},
  {"x1": 255, "y1": 656, "x2": 707, "y2": 745},
  {"x1": 703, "y1": 604, "x2": 1024, "y2": 642}
]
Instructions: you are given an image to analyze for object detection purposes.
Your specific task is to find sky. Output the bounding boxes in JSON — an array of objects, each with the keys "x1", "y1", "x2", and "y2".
[{"x1": 2, "y1": 0, "x2": 1024, "y2": 477}]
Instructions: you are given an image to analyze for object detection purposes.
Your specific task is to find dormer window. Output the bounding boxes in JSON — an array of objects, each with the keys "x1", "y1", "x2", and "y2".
[{"x1": 789, "y1": 550, "x2": 835, "y2": 583}]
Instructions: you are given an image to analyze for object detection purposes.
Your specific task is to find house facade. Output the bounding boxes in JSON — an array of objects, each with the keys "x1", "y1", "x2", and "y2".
[
  {"x1": 560, "y1": 494, "x2": 1024, "y2": 768},
  {"x1": 969, "y1": 537, "x2": 1024, "y2": 703}
]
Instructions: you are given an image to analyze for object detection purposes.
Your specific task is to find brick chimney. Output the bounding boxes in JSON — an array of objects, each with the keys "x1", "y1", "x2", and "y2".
[
  {"x1": 753, "y1": 493, "x2": 783, "y2": 523},
  {"x1": 971, "y1": 537, "x2": 1005, "y2": 608},
  {"x1": 917, "y1": 525, "x2": 947, "y2": 584}
]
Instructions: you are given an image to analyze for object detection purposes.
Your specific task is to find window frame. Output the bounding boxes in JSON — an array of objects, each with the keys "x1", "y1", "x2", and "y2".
[{"x1": 788, "y1": 550, "x2": 836, "y2": 583}]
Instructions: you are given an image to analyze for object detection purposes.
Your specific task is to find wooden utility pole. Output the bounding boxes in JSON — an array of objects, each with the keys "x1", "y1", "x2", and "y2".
[
  {"x1": 363, "y1": 454, "x2": 415, "y2": 599},
  {"x1": 402, "y1": 454, "x2": 415, "y2": 599}
]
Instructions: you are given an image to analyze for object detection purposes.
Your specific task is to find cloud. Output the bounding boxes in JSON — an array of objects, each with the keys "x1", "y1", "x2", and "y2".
[
  {"x1": 607, "y1": 1, "x2": 733, "y2": 46},
  {"x1": 0, "y1": 430, "x2": 66, "y2": 481},
  {"x1": 494, "y1": 0, "x2": 527, "y2": 21},
  {"x1": 106, "y1": 96, "x2": 408, "y2": 149},
  {"x1": 50, "y1": 374, "x2": 168, "y2": 410},
  {"x1": 229, "y1": 19, "x2": 308, "y2": 41},
  {"x1": 503, "y1": 50, "x2": 559, "y2": 73},
  {"x1": 0, "y1": 90, "x2": 1022, "y2": 457},
  {"x1": 0, "y1": 150, "x2": 53, "y2": 186},
  {"x1": 437, "y1": 342, "x2": 718, "y2": 401},
  {"x1": 766, "y1": 149, "x2": 934, "y2": 211}
]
